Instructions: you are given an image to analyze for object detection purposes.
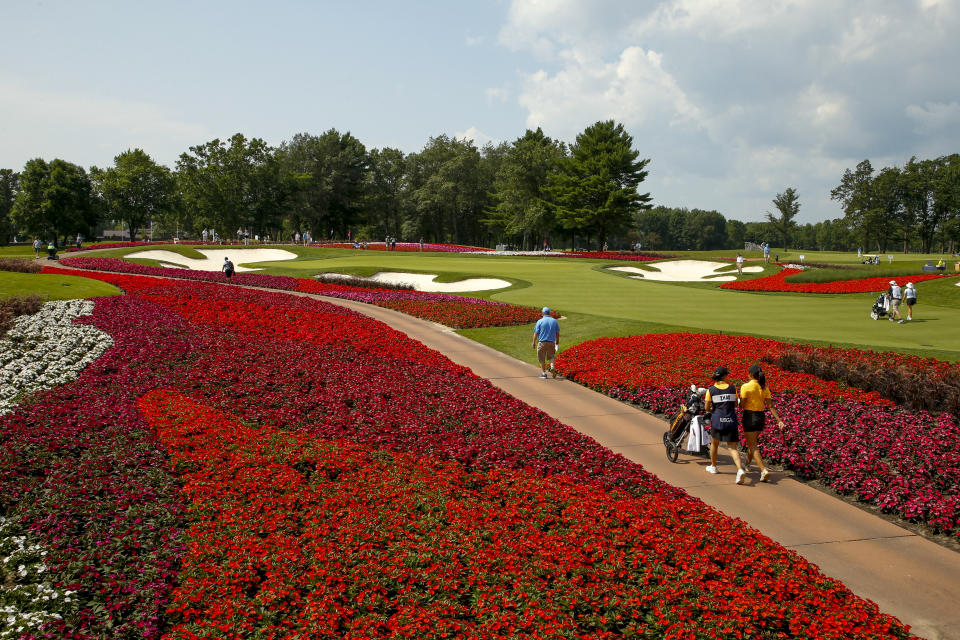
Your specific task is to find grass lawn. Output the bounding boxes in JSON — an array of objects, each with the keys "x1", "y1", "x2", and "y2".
[
  {"x1": 0, "y1": 271, "x2": 122, "y2": 301},
  {"x1": 61, "y1": 243, "x2": 960, "y2": 361}
]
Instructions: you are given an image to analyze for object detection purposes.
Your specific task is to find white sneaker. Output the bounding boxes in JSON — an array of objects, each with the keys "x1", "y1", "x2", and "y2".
[
  {"x1": 540, "y1": 372, "x2": 548, "y2": 378},
  {"x1": 736, "y1": 469, "x2": 746, "y2": 484},
  {"x1": 760, "y1": 468, "x2": 770, "y2": 482},
  {"x1": 705, "y1": 465, "x2": 718, "y2": 474}
]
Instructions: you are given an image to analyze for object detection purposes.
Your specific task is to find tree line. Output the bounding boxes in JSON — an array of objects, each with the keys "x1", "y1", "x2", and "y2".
[
  {"x1": 3, "y1": 123, "x2": 957, "y2": 253},
  {"x1": 831, "y1": 154, "x2": 960, "y2": 254},
  {"x1": 0, "y1": 121, "x2": 653, "y2": 250}
]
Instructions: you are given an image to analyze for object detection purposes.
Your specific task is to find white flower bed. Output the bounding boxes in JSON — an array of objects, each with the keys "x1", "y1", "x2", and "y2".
[
  {"x1": 0, "y1": 516, "x2": 77, "y2": 638},
  {"x1": 0, "y1": 300, "x2": 113, "y2": 415}
]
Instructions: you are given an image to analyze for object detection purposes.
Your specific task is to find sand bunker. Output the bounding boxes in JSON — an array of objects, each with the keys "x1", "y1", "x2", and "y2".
[
  {"x1": 125, "y1": 248, "x2": 297, "y2": 272},
  {"x1": 321, "y1": 272, "x2": 510, "y2": 293},
  {"x1": 610, "y1": 260, "x2": 764, "y2": 282}
]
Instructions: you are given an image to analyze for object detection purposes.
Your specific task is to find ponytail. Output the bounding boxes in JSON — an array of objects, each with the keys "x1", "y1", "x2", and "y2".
[{"x1": 748, "y1": 363, "x2": 767, "y2": 389}]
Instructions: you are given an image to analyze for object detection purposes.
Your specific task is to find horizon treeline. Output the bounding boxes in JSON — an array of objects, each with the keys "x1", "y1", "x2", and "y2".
[{"x1": 1, "y1": 123, "x2": 958, "y2": 253}]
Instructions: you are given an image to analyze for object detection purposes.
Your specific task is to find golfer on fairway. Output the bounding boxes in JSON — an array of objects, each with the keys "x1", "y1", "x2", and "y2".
[{"x1": 532, "y1": 307, "x2": 560, "y2": 378}]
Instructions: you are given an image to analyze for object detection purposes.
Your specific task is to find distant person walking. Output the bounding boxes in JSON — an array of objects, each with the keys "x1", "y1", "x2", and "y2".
[
  {"x1": 763, "y1": 243, "x2": 771, "y2": 263},
  {"x1": 222, "y1": 256, "x2": 235, "y2": 281},
  {"x1": 740, "y1": 364, "x2": 785, "y2": 483},
  {"x1": 531, "y1": 307, "x2": 560, "y2": 379},
  {"x1": 704, "y1": 366, "x2": 746, "y2": 483},
  {"x1": 888, "y1": 280, "x2": 903, "y2": 323},
  {"x1": 33, "y1": 237, "x2": 42, "y2": 258},
  {"x1": 736, "y1": 253, "x2": 744, "y2": 276},
  {"x1": 904, "y1": 282, "x2": 917, "y2": 321}
]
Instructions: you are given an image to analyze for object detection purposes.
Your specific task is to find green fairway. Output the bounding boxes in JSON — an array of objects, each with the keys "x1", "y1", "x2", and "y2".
[
  {"x1": 0, "y1": 271, "x2": 122, "y2": 301},
  {"x1": 84, "y1": 244, "x2": 960, "y2": 360}
]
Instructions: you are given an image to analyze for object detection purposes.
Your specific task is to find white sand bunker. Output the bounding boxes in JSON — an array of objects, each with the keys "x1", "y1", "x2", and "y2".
[
  {"x1": 610, "y1": 260, "x2": 764, "y2": 282},
  {"x1": 322, "y1": 271, "x2": 510, "y2": 292},
  {"x1": 125, "y1": 248, "x2": 297, "y2": 272}
]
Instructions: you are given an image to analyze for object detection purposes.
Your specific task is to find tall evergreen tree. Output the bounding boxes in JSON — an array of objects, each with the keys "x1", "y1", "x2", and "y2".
[{"x1": 548, "y1": 120, "x2": 651, "y2": 248}]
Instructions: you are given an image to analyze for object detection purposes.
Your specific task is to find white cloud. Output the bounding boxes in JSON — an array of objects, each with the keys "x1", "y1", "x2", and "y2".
[
  {"x1": 485, "y1": 87, "x2": 510, "y2": 104},
  {"x1": 454, "y1": 126, "x2": 497, "y2": 148},
  {"x1": 500, "y1": 0, "x2": 960, "y2": 221},
  {"x1": 519, "y1": 45, "x2": 704, "y2": 137},
  {"x1": 0, "y1": 74, "x2": 211, "y2": 169}
]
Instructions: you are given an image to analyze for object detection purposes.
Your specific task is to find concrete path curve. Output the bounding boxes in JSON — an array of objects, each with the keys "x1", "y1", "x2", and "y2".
[{"x1": 319, "y1": 295, "x2": 960, "y2": 640}]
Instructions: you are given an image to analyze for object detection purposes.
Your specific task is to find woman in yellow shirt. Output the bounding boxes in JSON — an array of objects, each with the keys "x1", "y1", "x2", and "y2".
[{"x1": 739, "y1": 364, "x2": 785, "y2": 482}]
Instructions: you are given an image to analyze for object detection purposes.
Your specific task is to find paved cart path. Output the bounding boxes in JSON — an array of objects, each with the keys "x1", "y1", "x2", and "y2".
[{"x1": 318, "y1": 295, "x2": 960, "y2": 640}]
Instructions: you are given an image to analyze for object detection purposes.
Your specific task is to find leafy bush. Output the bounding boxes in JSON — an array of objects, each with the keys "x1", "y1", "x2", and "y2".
[
  {"x1": 785, "y1": 263, "x2": 948, "y2": 283},
  {"x1": 0, "y1": 295, "x2": 43, "y2": 338},
  {"x1": 0, "y1": 257, "x2": 42, "y2": 273},
  {"x1": 764, "y1": 347, "x2": 960, "y2": 417}
]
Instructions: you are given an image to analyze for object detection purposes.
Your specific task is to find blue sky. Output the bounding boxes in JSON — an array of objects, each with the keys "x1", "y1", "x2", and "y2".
[{"x1": 2, "y1": 0, "x2": 959, "y2": 223}]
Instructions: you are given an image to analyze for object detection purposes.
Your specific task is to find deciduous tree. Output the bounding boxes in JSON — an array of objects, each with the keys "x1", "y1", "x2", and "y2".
[
  {"x1": 91, "y1": 149, "x2": 174, "y2": 242},
  {"x1": 485, "y1": 128, "x2": 565, "y2": 249},
  {"x1": 0, "y1": 169, "x2": 18, "y2": 244},
  {"x1": 765, "y1": 187, "x2": 800, "y2": 250},
  {"x1": 11, "y1": 158, "x2": 96, "y2": 246}
]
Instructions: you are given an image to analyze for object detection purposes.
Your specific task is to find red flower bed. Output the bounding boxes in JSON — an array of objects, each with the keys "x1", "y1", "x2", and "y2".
[
  {"x1": 53, "y1": 258, "x2": 543, "y2": 329},
  {"x1": 557, "y1": 333, "x2": 960, "y2": 534},
  {"x1": 3, "y1": 272, "x2": 918, "y2": 637},
  {"x1": 720, "y1": 268, "x2": 957, "y2": 293},
  {"x1": 144, "y1": 389, "x2": 910, "y2": 640}
]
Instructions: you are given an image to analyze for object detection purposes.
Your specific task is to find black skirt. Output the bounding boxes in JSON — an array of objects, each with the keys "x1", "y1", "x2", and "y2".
[{"x1": 742, "y1": 409, "x2": 766, "y2": 433}]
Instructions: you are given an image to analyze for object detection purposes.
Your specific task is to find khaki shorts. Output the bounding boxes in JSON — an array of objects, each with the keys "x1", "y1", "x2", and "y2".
[{"x1": 537, "y1": 341, "x2": 556, "y2": 364}]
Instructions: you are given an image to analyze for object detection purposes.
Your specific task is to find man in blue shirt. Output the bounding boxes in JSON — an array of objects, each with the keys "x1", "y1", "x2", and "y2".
[{"x1": 531, "y1": 307, "x2": 560, "y2": 378}]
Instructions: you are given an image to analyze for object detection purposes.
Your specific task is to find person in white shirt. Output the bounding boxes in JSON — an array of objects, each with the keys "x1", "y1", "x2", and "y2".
[
  {"x1": 903, "y1": 282, "x2": 917, "y2": 321},
  {"x1": 888, "y1": 280, "x2": 903, "y2": 323},
  {"x1": 736, "y1": 253, "x2": 744, "y2": 276}
]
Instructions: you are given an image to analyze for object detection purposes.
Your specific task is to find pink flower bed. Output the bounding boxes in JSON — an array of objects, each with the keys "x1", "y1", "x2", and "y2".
[{"x1": 56, "y1": 257, "x2": 542, "y2": 328}]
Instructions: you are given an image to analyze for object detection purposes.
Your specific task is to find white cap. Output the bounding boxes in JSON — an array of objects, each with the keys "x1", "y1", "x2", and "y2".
[
  {"x1": 906, "y1": 282, "x2": 913, "y2": 287},
  {"x1": 889, "y1": 280, "x2": 896, "y2": 285}
]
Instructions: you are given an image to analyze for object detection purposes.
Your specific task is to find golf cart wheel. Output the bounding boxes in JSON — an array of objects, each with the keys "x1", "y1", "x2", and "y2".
[{"x1": 665, "y1": 440, "x2": 680, "y2": 463}]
